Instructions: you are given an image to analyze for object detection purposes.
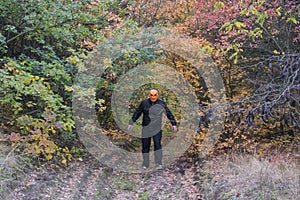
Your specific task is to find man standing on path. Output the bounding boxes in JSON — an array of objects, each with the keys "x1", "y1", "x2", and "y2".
[{"x1": 128, "y1": 88, "x2": 178, "y2": 170}]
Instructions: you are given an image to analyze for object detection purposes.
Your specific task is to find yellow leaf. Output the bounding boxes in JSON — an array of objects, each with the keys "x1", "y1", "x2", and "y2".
[
  {"x1": 276, "y1": 7, "x2": 281, "y2": 16},
  {"x1": 61, "y1": 157, "x2": 67, "y2": 165},
  {"x1": 62, "y1": 147, "x2": 69, "y2": 153},
  {"x1": 34, "y1": 145, "x2": 41, "y2": 154},
  {"x1": 45, "y1": 154, "x2": 53, "y2": 160},
  {"x1": 13, "y1": 69, "x2": 20, "y2": 74},
  {"x1": 65, "y1": 86, "x2": 74, "y2": 92},
  {"x1": 234, "y1": 21, "x2": 245, "y2": 29},
  {"x1": 67, "y1": 154, "x2": 72, "y2": 161},
  {"x1": 287, "y1": 17, "x2": 298, "y2": 24},
  {"x1": 23, "y1": 77, "x2": 31, "y2": 85},
  {"x1": 44, "y1": 82, "x2": 51, "y2": 89}
]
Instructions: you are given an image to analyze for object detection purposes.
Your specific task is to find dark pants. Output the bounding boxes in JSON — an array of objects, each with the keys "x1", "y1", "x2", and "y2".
[{"x1": 141, "y1": 130, "x2": 162, "y2": 167}]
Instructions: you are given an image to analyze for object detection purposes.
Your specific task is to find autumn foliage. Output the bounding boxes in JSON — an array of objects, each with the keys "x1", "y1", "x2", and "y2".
[{"x1": 0, "y1": 0, "x2": 299, "y2": 164}]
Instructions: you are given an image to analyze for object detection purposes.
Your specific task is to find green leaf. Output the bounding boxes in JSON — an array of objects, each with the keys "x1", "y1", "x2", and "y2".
[
  {"x1": 287, "y1": 17, "x2": 298, "y2": 24},
  {"x1": 214, "y1": 1, "x2": 224, "y2": 13},
  {"x1": 219, "y1": 21, "x2": 231, "y2": 31}
]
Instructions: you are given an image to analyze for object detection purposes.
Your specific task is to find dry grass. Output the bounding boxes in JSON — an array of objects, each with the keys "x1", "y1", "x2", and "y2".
[
  {"x1": 1, "y1": 139, "x2": 298, "y2": 200},
  {"x1": 197, "y1": 153, "x2": 300, "y2": 200},
  {"x1": 0, "y1": 144, "x2": 28, "y2": 200}
]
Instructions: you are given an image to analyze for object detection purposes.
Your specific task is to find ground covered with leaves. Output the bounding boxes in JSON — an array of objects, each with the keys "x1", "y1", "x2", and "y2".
[
  {"x1": 6, "y1": 155, "x2": 200, "y2": 200},
  {"x1": 1, "y1": 143, "x2": 299, "y2": 200}
]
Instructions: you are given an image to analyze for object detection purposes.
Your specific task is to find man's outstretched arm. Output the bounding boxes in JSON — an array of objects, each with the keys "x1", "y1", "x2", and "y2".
[
  {"x1": 163, "y1": 103, "x2": 178, "y2": 132},
  {"x1": 128, "y1": 101, "x2": 143, "y2": 130}
]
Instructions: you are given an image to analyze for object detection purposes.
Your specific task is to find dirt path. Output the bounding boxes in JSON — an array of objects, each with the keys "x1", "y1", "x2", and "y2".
[{"x1": 8, "y1": 156, "x2": 200, "y2": 200}]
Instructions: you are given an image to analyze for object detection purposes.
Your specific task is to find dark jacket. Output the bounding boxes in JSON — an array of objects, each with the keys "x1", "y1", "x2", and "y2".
[{"x1": 129, "y1": 98, "x2": 177, "y2": 129}]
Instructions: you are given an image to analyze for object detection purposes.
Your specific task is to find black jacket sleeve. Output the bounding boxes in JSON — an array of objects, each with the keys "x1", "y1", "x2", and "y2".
[
  {"x1": 129, "y1": 101, "x2": 143, "y2": 125},
  {"x1": 163, "y1": 102, "x2": 177, "y2": 126}
]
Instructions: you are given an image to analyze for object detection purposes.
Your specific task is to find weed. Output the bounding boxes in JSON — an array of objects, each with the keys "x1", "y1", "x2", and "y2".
[
  {"x1": 197, "y1": 154, "x2": 299, "y2": 200},
  {"x1": 0, "y1": 144, "x2": 29, "y2": 200},
  {"x1": 112, "y1": 176, "x2": 134, "y2": 190},
  {"x1": 139, "y1": 191, "x2": 148, "y2": 200}
]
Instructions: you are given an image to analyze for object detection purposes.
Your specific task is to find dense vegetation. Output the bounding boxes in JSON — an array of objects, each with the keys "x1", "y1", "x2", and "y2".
[{"x1": 0, "y1": 0, "x2": 299, "y2": 165}]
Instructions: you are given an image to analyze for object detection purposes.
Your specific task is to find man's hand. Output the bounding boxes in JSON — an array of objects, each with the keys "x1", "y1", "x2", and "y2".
[
  {"x1": 172, "y1": 125, "x2": 178, "y2": 132},
  {"x1": 127, "y1": 124, "x2": 133, "y2": 131}
]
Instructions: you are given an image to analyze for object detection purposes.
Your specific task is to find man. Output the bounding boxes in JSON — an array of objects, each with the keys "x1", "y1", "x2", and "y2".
[{"x1": 128, "y1": 88, "x2": 178, "y2": 170}]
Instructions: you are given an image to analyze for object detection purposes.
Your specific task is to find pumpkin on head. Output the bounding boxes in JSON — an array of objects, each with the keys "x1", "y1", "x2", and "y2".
[{"x1": 149, "y1": 89, "x2": 158, "y2": 102}]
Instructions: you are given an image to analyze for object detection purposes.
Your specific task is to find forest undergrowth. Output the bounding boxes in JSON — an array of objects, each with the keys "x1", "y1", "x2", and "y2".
[{"x1": 0, "y1": 138, "x2": 299, "y2": 200}]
